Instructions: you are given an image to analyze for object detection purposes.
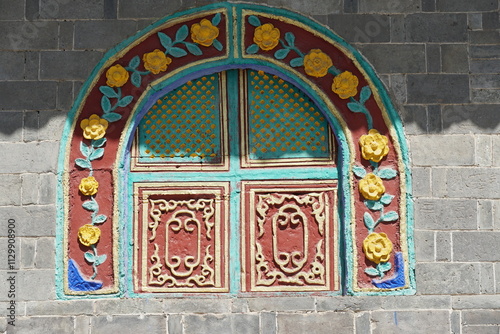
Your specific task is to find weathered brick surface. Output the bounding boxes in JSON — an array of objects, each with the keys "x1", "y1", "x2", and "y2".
[
  {"x1": 91, "y1": 315, "x2": 167, "y2": 333},
  {"x1": 371, "y1": 311, "x2": 450, "y2": 333},
  {"x1": 74, "y1": 20, "x2": 138, "y2": 50}
]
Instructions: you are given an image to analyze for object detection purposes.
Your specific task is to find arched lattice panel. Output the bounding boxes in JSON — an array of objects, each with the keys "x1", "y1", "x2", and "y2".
[{"x1": 57, "y1": 2, "x2": 415, "y2": 297}]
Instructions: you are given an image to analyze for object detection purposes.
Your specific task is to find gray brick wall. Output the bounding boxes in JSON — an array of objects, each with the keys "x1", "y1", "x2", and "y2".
[{"x1": 0, "y1": 0, "x2": 499, "y2": 332}]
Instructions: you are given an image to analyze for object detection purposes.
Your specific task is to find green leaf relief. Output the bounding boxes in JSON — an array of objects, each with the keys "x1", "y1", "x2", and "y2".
[
  {"x1": 102, "y1": 112, "x2": 122, "y2": 122},
  {"x1": 84, "y1": 251, "x2": 95, "y2": 263},
  {"x1": 118, "y1": 95, "x2": 134, "y2": 107},
  {"x1": 89, "y1": 148, "x2": 104, "y2": 161},
  {"x1": 289, "y1": 57, "x2": 303, "y2": 67},
  {"x1": 99, "y1": 86, "x2": 118, "y2": 98},
  {"x1": 352, "y1": 165, "x2": 367, "y2": 178},
  {"x1": 248, "y1": 15, "x2": 261, "y2": 27},
  {"x1": 380, "y1": 194, "x2": 394, "y2": 205},
  {"x1": 381, "y1": 211, "x2": 399, "y2": 222},
  {"x1": 175, "y1": 25, "x2": 189, "y2": 42},
  {"x1": 95, "y1": 254, "x2": 107, "y2": 266},
  {"x1": 92, "y1": 138, "x2": 107, "y2": 148},
  {"x1": 75, "y1": 158, "x2": 91, "y2": 170},
  {"x1": 378, "y1": 261, "x2": 392, "y2": 273},
  {"x1": 364, "y1": 268, "x2": 379, "y2": 276},
  {"x1": 284, "y1": 32, "x2": 295, "y2": 46},
  {"x1": 82, "y1": 199, "x2": 99, "y2": 212},
  {"x1": 246, "y1": 43, "x2": 259, "y2": 54},
  {"x1": 168, "y1": 47, "x2": 188, "y2": 58},
  {"x1": 128, "y1": 55, "x2": 140, "y2": 69},
  {"x1": 359, "y1": 85, "x2": 371, "y2": 104},
  {"x1": 274, "y1": 48, "x2": 290, "y2": 60},
  {"x1": 211, "y1": 13, "x2": 221, "y2": 26},
  {"x1": 131, "y1": 72, "x2": 141, "y2": 88},
  {"x1": 185, "y1": 42, "x2": 203, "y2": 56},
  {"x1": 79, "y1": 142, "x2": 90, "y2": 158},
  {"x1": 158, "y1": 32, "x2": 173, "y2": 50},
  {"x1": 363, "y1": 212, "x2": 376, "y2": 231},
  {"x1": 212, "y1": 39, "x2": 223, "y2": 51},
  {"x1": 347, "y1": 102, "x2": 364, "y2": 113},
  {"x1": 377, "y1": 168, "x2": 398, "y2": 179},
  {"x1": 101, "y1": 96, "x2": 111, "y2": 113},
  {"x1": 93, "y1": 214, "x2": 107, "y2": 224},
  {"x1": 365, "y1": 200, "x2": 383, "y2": 211}
]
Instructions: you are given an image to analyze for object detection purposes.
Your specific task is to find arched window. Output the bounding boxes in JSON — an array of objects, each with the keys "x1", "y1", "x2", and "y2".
[{"x1": 57, "y1": 3, "x2": 415, "y2": 297}]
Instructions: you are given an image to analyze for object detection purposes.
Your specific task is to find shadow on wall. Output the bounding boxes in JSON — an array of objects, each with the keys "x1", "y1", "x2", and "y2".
[{"x1": 0, "y1": 0, "x2": 498, "y2": 137}]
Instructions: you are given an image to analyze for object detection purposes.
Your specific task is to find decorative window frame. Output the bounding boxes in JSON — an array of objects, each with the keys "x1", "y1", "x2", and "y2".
[{"x1": 56, "y1": 2, "x2": 415, "y2": 298}]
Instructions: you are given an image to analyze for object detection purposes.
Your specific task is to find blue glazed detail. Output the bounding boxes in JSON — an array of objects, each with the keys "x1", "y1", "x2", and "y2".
[
  {"x1": 372, "y1": 252, "x2": 405, "y2": 289},
  {"x1": 68, "y1": 259, "x2": 103, "y2": 291}
]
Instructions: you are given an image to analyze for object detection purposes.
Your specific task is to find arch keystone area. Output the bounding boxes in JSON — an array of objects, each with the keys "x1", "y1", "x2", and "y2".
[{"x1": 56, "y1": 2, "x2": 415, "y2": 297}]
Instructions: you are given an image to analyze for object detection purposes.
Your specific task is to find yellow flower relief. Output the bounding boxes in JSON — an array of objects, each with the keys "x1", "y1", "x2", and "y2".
[
  {"x1": 78, "y1": 176, "x2": 99, "y2": 196},
  {"x1": 106, "y1": 64, "x2": 129, "y2": 87},
  {"x1": 363, "y1": 232, "x2": 393, "y2": 264},
  {"x1": 80, "y1": 114, "x2": 108, "y2": 140},
  {"x1": 359, "y1": 129, "x2": 390, "y2": 163},
  {"x1": 143, "y1": 49, "x2": 172, "y2": 74},
  {"x1": 332, "y1": 71, "x2": 359, "y2": 99},
  {"x1": 191, "y1": 19, "x2": 219, "y2": 47},
  {"x1": 78, "y1": 224, "x2": 101, "y2": 247},
  {"x1": 303, "y1": 49, "x2": 333, "y2": 78},
  {"x1": 359, "y1": 173, "x2": 385, "y2": 201},
  {"x1": 253, "y1": 23, "x2": 280, "y2": 51}
]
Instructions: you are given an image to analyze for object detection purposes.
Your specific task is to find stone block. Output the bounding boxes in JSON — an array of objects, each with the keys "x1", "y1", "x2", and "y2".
[
  {"x1": 358, "y1": 0, "x2": 420, "y2": 13},
  {"x1": 463, "y1": 310, "x2": 500, "y2": 325},
  {"x1": 40, "y1": 0, "x2": 105, "y2": 19},
  {"x1": 247, "y1": 297, "x2": 315, "y2": 312},
  {"x1": 316, "y1": 296, "x2": 382, "y2": 311},
  {"x1": 231, "y1": 298, "x2": 249, "y2": 313},
  {"x1": 427, "y1": 104, "x2": 442, "y2": 134},
  {"x1": 399, "y1": 105, "x2": 427, "y2": 135},
  {"x1": 20, "y1": 238, "x2": 36, "y2": 269},
  {"x1": 415, "y1": 199, "x2": 476, "y2": 230},
  {"x1": 421, "y1": 0, "x2": 436, "y2": 12},
  {"x1": 95, "y1": 299, "x2": 145, "y2": 315},
  {"x1": 0, "y1": 175, "x2": 21, "y2": 206},
  {"x1": 74, "y1": 20, "x2": 138, "y2": 50},
  {"x1": 471, "y1": 59, "x2": 500, "y2": 74},
  {"x1": 436, "y1": 231, "x2": 451, "y2": 261},
  {"x1": 414, "y1": 230, "x2": 434, "y2": 262},
  {"x1": 118, "y1": 0, "x2": 182, "y2": 18},
  {"x1": 388, "y1": 74, "x2": 407, "y2": 106},
  {"x1": 426, "y1": 44, "x2": 441, "y2": 73},
  {"x1": 24, "y1": 52, "x2": 39, "y2": 80},
  {"x1": 0, "y1": 81, "x2": 57, "y2": 110},
  {"x1": 463, "y1": 326, "x2": 499, "y2": 334},
  {"x1": 410, "y1": 135, "x2": 475, "y2": 166},
  {"x1": 480, "y1": 263, "x2": 495, "y2": 294},
  {"x1": 453, "y1": 232, "x2": 500, "y2": 262},
  {"x1": 436, "y1": 0, "x2": 498, "y2": 12},
  {"x1": 471, "y1": 75, "x2": 500, "y2": 89},
  {"x1": 40, "y1": 51, "x2": 102, "y2": 81},
  {"x1": 0, "y1": 237, "x2": 18, "y2": 270},
  {"x1": 442, "y1": 105, "x2": 500, "y2": 134},
  {"x1": 23, "y1": 111, "x2": 39, "y2": 142},
  {"x1": 390, "y1": 15, "x2": 405, "y2": 43},
  {"x1": 0, "y1": 111, "x2": 23, "y2": 142},
  {"x1": 285, "y1": 0, "x2": 342, "y2": 16},
  {"x1": 405, "y1": 14, "x2": 467, "y2": 42},
  {"x1": 468, "y1": 13, "x2": 483, "y2": 30},
  {"x1": 0, "y1": 21, "x2": 59, "y2": 51},
  {"x1": 26, "y1": 300, "x2": 93, "y2": 316},
  {"x1": 493, "y1": 137, "x2": 500, "y2": 167},
  {"x1": 417, "y1": 263, "x2": 481, "y2": 294},
  {"x1": 74, "y1": 316, "x2": 91, "y2": 334},
  {"x1": 184, "y1": 314, "x2": 259, "y2": 334},
  {"x1": 58, "y1": 21, "x2": 74, "y2": 50},
  {"x1": 446, "y1": 168, "x2": 500, "y2": 199},
  {"x1": 471, "y1": 89, "x2": 500, "y2": 104},
  {"x1": 17, "y1": 269, "x2": 56, "y2": 301},
  {"x1": 431, "y1": 168, "x2": 447, "y2": 198},
  {"x1": 407, "y1": 74, "x2": 469, "y2": 103},
  {"x1": 91, "y1": 315, "x2": 167, "y2": 334},
  {"x1": 38, "y1": 173, "x2": 57, "y2": 205},
  {"x1": 9, "y1": 316, "x2": 74, "y2": 334},
  {"x1": 0, "y1": 142, "x2": 59, "y2": 173},
  {"x1": 380, "y1": 295, "x2": 451, "y2": 310},
  {"x1": 34, "y1": 237, "x2": 55, "y2": 269},
  {"x1": 277, "y1": 312, "x2": 354, "y2": 334},
  {"x1": 327, "y1": 14, "x2": 390, "y2": 43},
  {"x1": 357, "y1": 44, "x2": 425, "y2": 74},
  {"x1": 469, "y1": 31, "x2": 500, "y2": 45},
  {"x1": 495, "y1": 263, "x2": 500, "y2": 292},
  {"x1": 482, "y1": 12, "x2": 500, "y2": 30},
  {"x1": 471, "y1": 45, "x2": 500, "y2": 59},
  {"x1": 0, "y1": 0, "x2": 24, "y2": 20},
  {"x1": 22, "y1": 174, "x2": 39, "y2": 205},
  {"x1": 441, "y1": 44, "x2": 468, "y2": 73},
  {"x1": 451, "y1": 311, "x2": 460, "y2": 334},
  {"x1": 412, "y1": 167, "x2": 431, "y2": 197},
  {"x1": 343, "y1": 0, "x2": 358, "y2": 13},
  {"x1": 355, "y1": 312, "x2": 370, "y2": 334},
  {"x1": 478, "y1": 200, "x2": 494, "y2": 229},
  {"x1": 0, "y1": 52, "x2": 25, "y2": 80},
  {"x1": 168, "y1": 314, "x2": 183, "y2": 334},
  {"x1": 371, "y1": 311, "x2": 450, "y2": 333},
  {"x1": 260, "y1": 312, "x2": 276, "y2": 334},
  {"x1": 57, "y1": 82, "x2": 73, "y2": 111},
  {"x1": 163, "y1": 298, "x2": 231, "y2": 314},
  {"x1": 476, "y1": 136, "x2": 492, "y2": 167},
  {"x1": 0, "y1": 205, "x2": 56, "y2": 237},
  {"x1": 38, "y1": 110, "x2": 67, "y2": 141}
]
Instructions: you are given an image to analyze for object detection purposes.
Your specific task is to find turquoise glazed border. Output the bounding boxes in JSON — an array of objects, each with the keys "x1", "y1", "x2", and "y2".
[{"x1": 56, "y1": 2, "x2": 415, "y2": 299}]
